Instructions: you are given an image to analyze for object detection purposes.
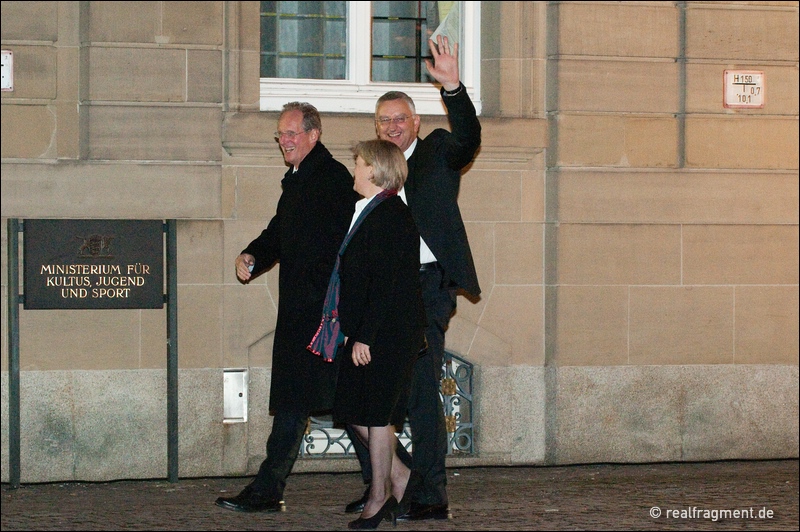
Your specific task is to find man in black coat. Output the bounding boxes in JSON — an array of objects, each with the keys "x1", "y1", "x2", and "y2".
[
  {"x1": 216, "y1": 102, "x2": 359, "y2": 513},
  {"x1": 344, "y1": 35, "x2": 481, "y2": 521}
]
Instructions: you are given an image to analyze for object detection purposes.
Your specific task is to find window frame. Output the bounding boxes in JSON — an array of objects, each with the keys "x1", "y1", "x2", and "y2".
[{"x1": 259, "y1": 1, "x2": 481, "y2": 116}]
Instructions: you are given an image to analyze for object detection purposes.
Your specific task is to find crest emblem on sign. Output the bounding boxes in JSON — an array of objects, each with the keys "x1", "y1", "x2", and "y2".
[{"x1": 76, "y1": 234, "x2": 115, "y2": 258}]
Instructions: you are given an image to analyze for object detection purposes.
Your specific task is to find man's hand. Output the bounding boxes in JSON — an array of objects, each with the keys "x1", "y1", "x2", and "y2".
[
  {"x1": 235, "y1": 253, "x2": 255, "y2": 283},
  {"x1": 425, "y1": 35, "x2": 460, "y2": 92}
]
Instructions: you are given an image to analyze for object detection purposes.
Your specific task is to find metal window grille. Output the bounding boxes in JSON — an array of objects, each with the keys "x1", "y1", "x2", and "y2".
[{"x1": 299, "y1": 351, "x2": 474, "y2": 458}]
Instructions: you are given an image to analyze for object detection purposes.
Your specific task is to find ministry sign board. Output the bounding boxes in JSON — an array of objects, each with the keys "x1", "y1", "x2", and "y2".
[{"x1": 23, "y1": 219, "x2": 164, "y2": 309}]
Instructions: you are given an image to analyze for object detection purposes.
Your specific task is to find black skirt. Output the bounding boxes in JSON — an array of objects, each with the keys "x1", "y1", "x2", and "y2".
[{"x1": 333, "y1": 339, "x2": 417, "y2": 427}]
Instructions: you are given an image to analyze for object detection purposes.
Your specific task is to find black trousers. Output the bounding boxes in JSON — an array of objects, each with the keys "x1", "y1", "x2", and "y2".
[
  {"x1": 350, "y1": 265, "x2": 455, "y2": 506},
  {"x1": 249, "y1": 410, "x2": 308, "y2": 500}
]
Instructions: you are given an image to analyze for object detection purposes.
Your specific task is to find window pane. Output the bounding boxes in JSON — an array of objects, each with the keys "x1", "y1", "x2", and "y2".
[
  {"x1": 372, "y1": 2, "x2": 459, "y2": 83},
  {"x1": 260, "y1": 1, "x2": 346, "y2": 79},
  {"x1": 258, "y1": 1, "x2": 479, "y2": 114},
  {"x1": 372, "y1": 1, "x2": 429, "y2": 83},
  {"x1": 260, "y1": 2, "x2": 463, "y2": 83}
]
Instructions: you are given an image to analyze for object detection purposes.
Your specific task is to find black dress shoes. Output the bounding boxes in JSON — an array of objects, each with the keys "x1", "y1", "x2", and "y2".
[
  {"x1": 345, "y1": 485, "x2": 371, "y2": 514},
  {"x1": 396, "y1": 502, "x2": 450, "y2": 521},
  {"x1": 215, "y1": 485, "x2": 285, "y2": 513}
]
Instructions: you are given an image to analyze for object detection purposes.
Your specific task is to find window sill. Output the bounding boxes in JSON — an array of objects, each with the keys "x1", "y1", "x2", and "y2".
[{"x1": 259, "y1": 79, "x2": 482, "y2": 116}]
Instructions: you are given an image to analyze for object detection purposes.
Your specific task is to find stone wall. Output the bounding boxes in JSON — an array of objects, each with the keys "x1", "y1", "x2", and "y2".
[{"x1": 2, "y1": 1, "x2": 797, "y2": 482}]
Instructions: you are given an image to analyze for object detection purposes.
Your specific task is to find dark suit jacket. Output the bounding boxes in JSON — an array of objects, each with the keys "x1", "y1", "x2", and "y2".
[
  {"x1": 241, "y1": 142, "x2": 359, "y2": 413},
  {"x1": 404, "y1": 84, "x2": 482, "y2": 297}
]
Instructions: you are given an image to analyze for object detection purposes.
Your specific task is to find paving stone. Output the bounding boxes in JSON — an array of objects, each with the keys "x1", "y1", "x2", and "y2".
[{"x1": 2, "y1": 460, "x2": 797, "y2": 531}]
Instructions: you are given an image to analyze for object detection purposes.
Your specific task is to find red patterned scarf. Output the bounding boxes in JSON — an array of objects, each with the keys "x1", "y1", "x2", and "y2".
[{"x1": 307, "y1": 189, "x2": 397, "y2": 362}]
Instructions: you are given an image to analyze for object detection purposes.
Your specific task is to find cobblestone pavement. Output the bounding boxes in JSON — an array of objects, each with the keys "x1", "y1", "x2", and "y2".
[{"x1": 2, "y1": 459, "x2": 797, "y2": 531}]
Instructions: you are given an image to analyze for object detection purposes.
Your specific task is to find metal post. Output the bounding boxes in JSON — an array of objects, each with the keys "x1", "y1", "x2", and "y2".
[
  {"x1": 7, "y1": 219, "x2": 21, "y2": 489},
  {"x1": 166, "y1": 220, "x2": 179, "y2": 482}
]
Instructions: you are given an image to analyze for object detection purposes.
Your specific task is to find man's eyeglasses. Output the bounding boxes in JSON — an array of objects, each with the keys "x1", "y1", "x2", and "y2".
[
  {"x1": 376, "y1": 115, "x2": 412, "y2": 127},
  {"x1": 274, "y1": 130, "x2": 308, "y2": 140}
]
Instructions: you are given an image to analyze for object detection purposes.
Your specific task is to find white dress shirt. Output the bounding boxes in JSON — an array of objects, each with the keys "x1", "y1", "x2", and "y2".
[{"x1": 398, "y1": 139, "x2": 437, "y2": 265}]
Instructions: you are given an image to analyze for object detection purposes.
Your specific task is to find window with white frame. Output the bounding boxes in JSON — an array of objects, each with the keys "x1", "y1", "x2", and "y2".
[{"x1": 259, "y1": 1, "x2": 481, "y2": 115}]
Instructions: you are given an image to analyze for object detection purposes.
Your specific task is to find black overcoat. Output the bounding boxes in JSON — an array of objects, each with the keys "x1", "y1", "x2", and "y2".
[{"x1": 242, "y1": 142, "x2": 359, "y2": 413}]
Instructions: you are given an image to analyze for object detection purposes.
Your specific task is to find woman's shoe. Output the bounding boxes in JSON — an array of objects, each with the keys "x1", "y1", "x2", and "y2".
[
  {"x1": 393, "y1": 470, "x2": 422, "y2": 519},
  {"x1": 348, "y1": 496, "x2": 398, "y2": 529}
]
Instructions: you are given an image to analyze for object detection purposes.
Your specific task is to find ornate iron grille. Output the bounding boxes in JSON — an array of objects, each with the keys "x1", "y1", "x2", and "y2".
[{"x1": 299, "y1": 351, "x2": 474, "y2": 458}]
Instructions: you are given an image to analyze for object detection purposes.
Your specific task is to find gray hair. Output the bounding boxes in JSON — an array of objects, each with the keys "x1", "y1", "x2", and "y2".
[
  {"x1": 280, "y1": 101, "x2": 322, "y2": 133},
  {"x1": 375, "y1": 91, "x2": 417, "y2": 116}
]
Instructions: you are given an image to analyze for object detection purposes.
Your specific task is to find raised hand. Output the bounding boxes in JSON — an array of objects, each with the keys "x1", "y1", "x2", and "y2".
[{"x1": 424, "y1": 35, "x2": 460, "y2": 92}]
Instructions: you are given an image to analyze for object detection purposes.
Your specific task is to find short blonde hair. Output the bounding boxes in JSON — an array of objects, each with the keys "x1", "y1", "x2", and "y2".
[{"x1": 352, "y1": 139, "x2": 408, "y2": 191}]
